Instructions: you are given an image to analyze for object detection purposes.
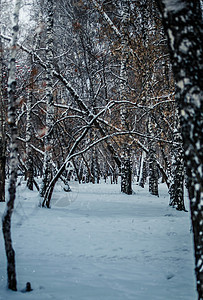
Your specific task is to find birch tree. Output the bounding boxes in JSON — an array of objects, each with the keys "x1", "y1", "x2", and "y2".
[
  {"x1": 39, "y1": 0, "x2": 55, "y2": 199},
  {"x1": 25, "y1": 69, "x2": 34, "y2": 190},
  {"x1": 0, "y1": 24, "x2": 6, "y2": 202},
  {"x1": 2, "y1": 0, "x2": 21, "y2": 291},
  {"x1": 155, "y1": 0, "x2": 203, "y2": 298},
  {"x1": 148, "y1": 116, "x2": 159, "y2": 196},
  {"x1": 138, "y1": 151, "x2": 147, "y2": 188},
  {"x1": 118, "y1": 0, "x2": 132, "y2": 195},
  {"x1": 169, "y1": 109, "x2": 186, "y2": 211}
]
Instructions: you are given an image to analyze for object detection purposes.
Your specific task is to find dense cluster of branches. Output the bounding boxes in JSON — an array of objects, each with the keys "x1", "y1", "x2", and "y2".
[
  {"x1": 1, "y1": 0, "x2": 179, "y2": 202},
  {"x1": 0, "y1": 0, "x2": 202, "y2": 297}
]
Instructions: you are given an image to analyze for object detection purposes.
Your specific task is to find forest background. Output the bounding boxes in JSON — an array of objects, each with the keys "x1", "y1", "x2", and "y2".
[{"x1": 0, "y1": 0, "x2": 202, "y2": 298}]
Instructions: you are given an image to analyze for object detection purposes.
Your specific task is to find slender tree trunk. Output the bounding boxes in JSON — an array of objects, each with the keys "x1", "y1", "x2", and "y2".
[
  {"x1": 0, "y1": 140, "x2": 6, "y2": 202},
  {"x1": 26, "y1": 89, "x2": 34, "y2": 190},
  {"x1": 169, "y1": 111, "x2": 186, "y2": 211},
  {"x1": 2, "y1": 0, "x2": 21, "y2": 291},
  {"x1": 160, "y1": 142, "x2": 172, "y2": 186},
  {"x1": 0, "y1": 23, "x2": 6, "y2": 202},
  {"x1": 148, "y1": 117, "x2": 159, "y2": 196},
  {"x1": 40, "y1": 0, "x2": 54, "y2": 200},
  {"x1": 139, "y1": 151, "x2": 147, "y2": 188},
  {"x1": 121, "y1": 150, "x2": 132, "y2": 194},
  {"x1": 155, "y1": 1, "x2": 203, "y2": 297},
  {"x1": 120, "y1": 0, "x2": 132, "y2": 195}
]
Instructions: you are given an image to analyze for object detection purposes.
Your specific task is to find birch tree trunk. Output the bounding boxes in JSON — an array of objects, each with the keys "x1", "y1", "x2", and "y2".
[
  {"x1": 26, "y1": 88, "x2": 34, "y2": 190},
  {"x1": 2, "y1": 0, "x2": 21, "y2": 291},
  {"x1": 0, "y1": 32, "x2": 6, "y2": 202},
  {"x1": 155, "y1": 1, "x2": 203, "y2": 297},
  {"x1": 26, "y1": 9, "x2": 43, "y2": 190},
  {"x1": 148, "y1": 116, "x2": 159, "y2": 196},
  {"x1": 169, "y1": 110, "x2": 186, "y2": 211},
  {"x1": 0, "y1": 136, "x2": 6, "y2": 202},
  {"x1": 40, "y1": 0, "x2": 54, "y2": 201},
  {"x1": 119, "y1": 0, "x2": 132, "y2": 195},
  {"x1": 139, "y1": 151, "x2": 147, "y2": 188}
]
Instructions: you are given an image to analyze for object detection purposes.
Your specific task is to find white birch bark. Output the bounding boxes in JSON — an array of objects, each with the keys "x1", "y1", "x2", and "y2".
[
  {"x1": 148, "y1": 116, "x2": 159, "y2": 196},
  {"x1": 0, "y1": 23, "x2": 6, "y2": 202},
  {"x1": 40, "y1": 0, "x2": 54, "y2": 201},
  {"x1": 119, "y1": 0, "x2": 132, "y2": 195},
  {"x1": 2, "y1": 0, "x2": 21, "y2": 291},
  {"x1": 138, "y1": 151, "x2": 147, "y2": 188},
  {"x1": 91, "y1": 0, "x2": 122, "y2": 38},
  {"x1": 25, "y1": 87, "x2": 34, "y2": 190},
  {"x1": 169, "y1": 109, "x2": 185, "y2": 211}
]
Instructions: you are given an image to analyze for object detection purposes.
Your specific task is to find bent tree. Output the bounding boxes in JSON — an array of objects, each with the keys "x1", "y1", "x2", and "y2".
[
  {"x1": 156, "y1": 0, "x2": 203, "y2": 298},
  {"x1": 2, "y1": 0, "x2": 21, "y2": 291}
]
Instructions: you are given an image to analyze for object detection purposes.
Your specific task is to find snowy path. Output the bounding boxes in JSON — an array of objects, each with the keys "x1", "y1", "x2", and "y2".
[{"x1": 0, "y1": 181, "x2": 197, "y2": 299}]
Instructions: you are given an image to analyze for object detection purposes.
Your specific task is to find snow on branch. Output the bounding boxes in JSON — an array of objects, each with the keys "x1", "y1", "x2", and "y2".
[{"x1": 91, "y1": 0, "x2": 122, "y2": 38}]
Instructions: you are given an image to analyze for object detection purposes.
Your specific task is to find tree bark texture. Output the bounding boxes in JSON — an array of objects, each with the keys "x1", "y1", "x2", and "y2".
[
  {"x1": 0, "y1": 26, "x2": 6, "y2": 202},
  {"x1": 155, "y1": 1, "x2": 203, "y2": 297},
  {"x1": 119, "y1": 0, "x2": 132, "y2": 195},
  {"x1": 169, "y1": 113, "x2": 186, "y2": 211},
  {"x1": 121, "y1": 154, "x2": 132, "y2": 195},
  {"x1": 148, "y1": 117, "x2": 159, "y2": 196},
  {"x1": 139, "y1": 151, "x2": 147, "y2": 188},
  {"x1": 2, "y1": 0, "x2": 22, "y2": 291},
  {"x1": 26, "y1": 89, "x2": 34, "y2": 190},
  {"x1": 40, "y1": 0, "x2": 54, "y2": 199},
  {"x1": 0, "y1": 139, "x2": 6, "y2": 202}
]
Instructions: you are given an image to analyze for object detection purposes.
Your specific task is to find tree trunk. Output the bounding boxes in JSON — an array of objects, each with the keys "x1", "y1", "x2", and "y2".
[
  {"x1": 148, "y1": 146, "x2": 159, "y2": 196},
  {"x1": 0, "y1": 140, "x2": 6, "y2": 202},
  {"x1": 148, "y1": 117, "x2": 159, "y2": 196},
  {"x1": 26, "y1": 90, "x2": 34, "y2": 190},
  {"x1": 139, "y1": 151, "x2": 147, "y2": 188},
  {"x1": 0, "y1": 22, "x2": 6, "y2": 202},
  {"x1": 121, "y1": 152, "x2": 132, "y2": 195},
  {"x1": 119, "y1": 0, "x2": 132, "y2": 195},
  {"x1": 169, "y1": 112, "x2": 186, "y2": 211},
  {"x1": 155, "y1": 1, "x2": 203, "y2": 297},
  {"x1": 2, "y1": 0, "x2": 22, "y2": 291},
  {"x1": 26, "y1": 155, "x2": 34, "y2": 191},
  {"x1": 40, "y1": 0, "x2": 54, "y2": 200}
]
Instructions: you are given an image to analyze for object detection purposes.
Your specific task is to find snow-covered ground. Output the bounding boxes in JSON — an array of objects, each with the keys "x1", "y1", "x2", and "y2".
[{"x1": 0, "y1": 179, "x2": 197, "y2": 299}]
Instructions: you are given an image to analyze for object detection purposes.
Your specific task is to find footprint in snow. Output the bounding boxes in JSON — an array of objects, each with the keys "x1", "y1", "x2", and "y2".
[{"x1": 166, "y1": 273, "x2": 175, "y2": 280}]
